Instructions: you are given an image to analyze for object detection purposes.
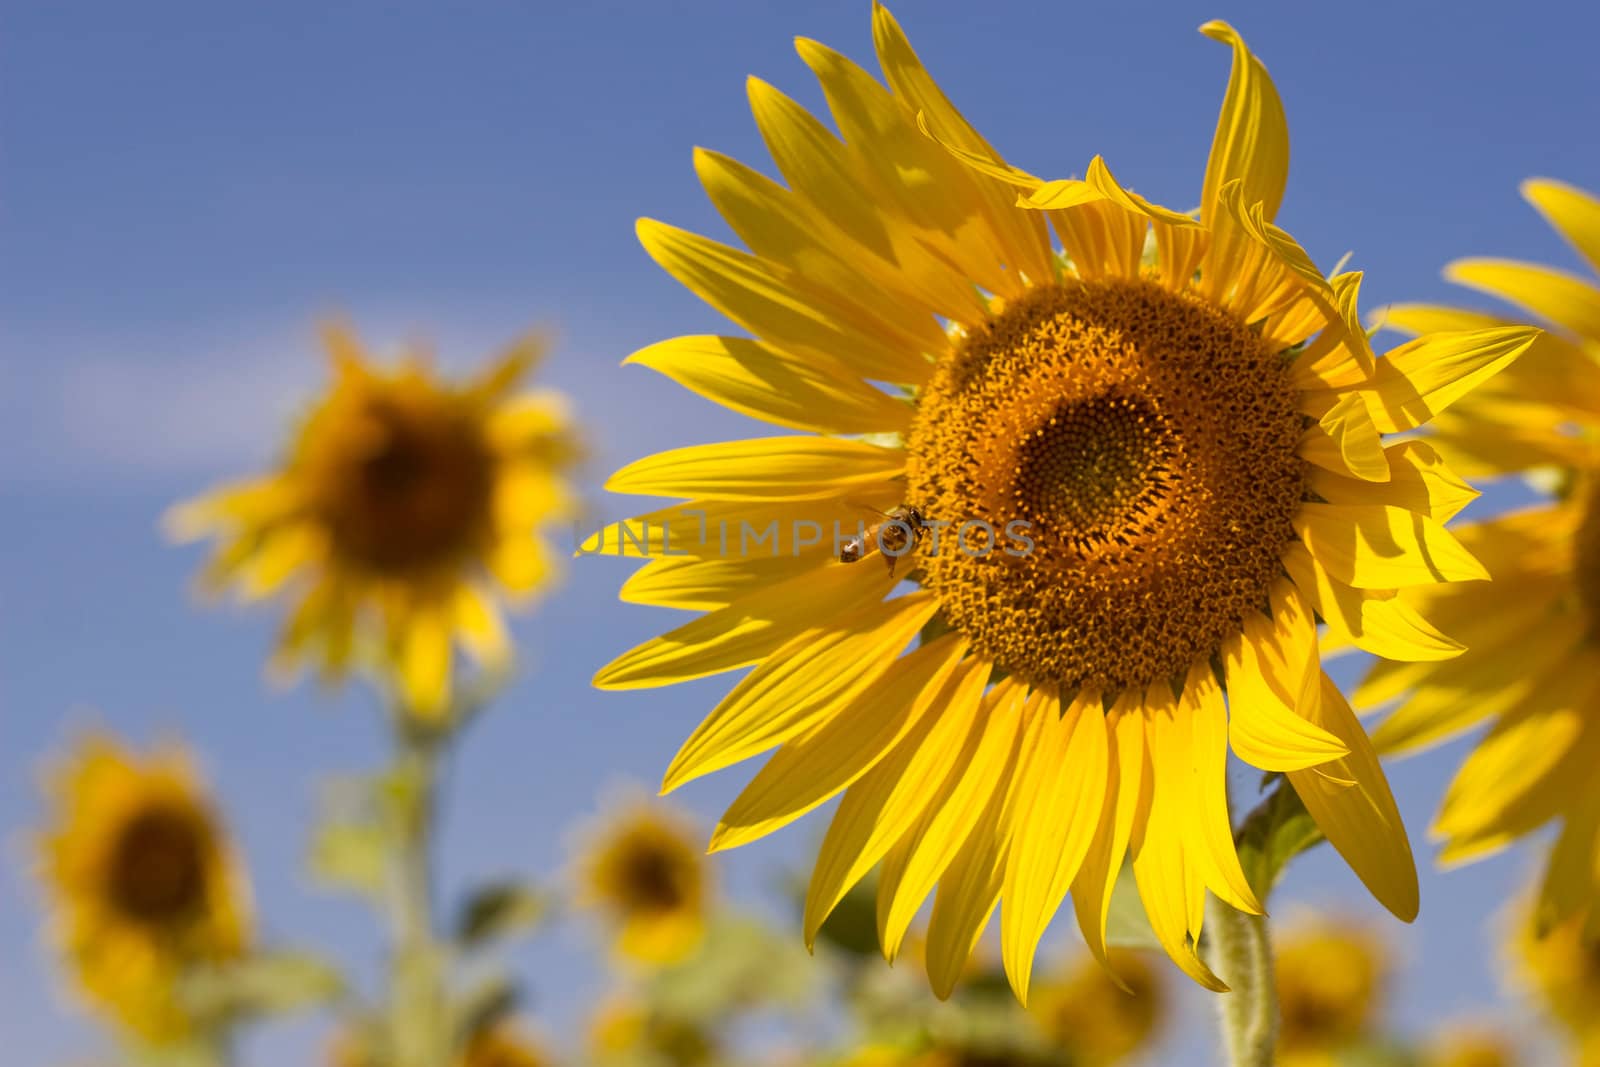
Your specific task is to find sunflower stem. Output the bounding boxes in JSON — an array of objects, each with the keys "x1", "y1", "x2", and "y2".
[
  {"x1": 1205, "y1": 893, "x2": 1277, "y2": 1067},
  {"x1": 386, "y1": 722, "x2": 448, "y2": 1067}
]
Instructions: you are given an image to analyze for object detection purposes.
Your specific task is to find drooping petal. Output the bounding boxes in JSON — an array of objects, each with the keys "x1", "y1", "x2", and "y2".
[
  {"x1": 1294, "y1": 503, "x2": 1489, "y2": 589},
  {"x1": 1198, "y1": 21, "x2": 1289, "y2": 224}
]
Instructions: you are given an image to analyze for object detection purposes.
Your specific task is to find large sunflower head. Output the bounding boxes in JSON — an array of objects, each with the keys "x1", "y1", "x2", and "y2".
[
  {"x1": 35, "y1": 732, "x2": 251, "y2": 1043},
  {"x1": 595, "y1": 3, "x2": 1536, "y2": 1000},
  {"x1": 573, "y1": 797, "x2": 710, "y2": 966},
  {"x1": 1353, "y1": 179, "x2": 1600, "y2": 937},
  {"x1": 169, "y1": 326, "x2": 578, "y2": 720}
]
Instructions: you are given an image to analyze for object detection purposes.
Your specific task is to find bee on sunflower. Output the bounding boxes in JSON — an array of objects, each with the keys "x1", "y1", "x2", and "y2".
[
  {"x1": 35, "y1": 732, "x2": 252, "y2": 1045},
  {"x1": 1354, "y1": 180, "x2": 1600, "y2": 939},
  {"x1": 595, "y1": 1, "x2": 1534, "y2": 1008},
  {"x1": 573, "y1": 796, "x2": 711, "y2": 967},
  {"x1": 168, "y1": 325, "x2": 579, "y2": 721}
]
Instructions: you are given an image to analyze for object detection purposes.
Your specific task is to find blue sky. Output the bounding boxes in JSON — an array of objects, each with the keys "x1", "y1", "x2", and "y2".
[{"x1": 4, "y1": 0, "x2": 1599, "y2": 1063}]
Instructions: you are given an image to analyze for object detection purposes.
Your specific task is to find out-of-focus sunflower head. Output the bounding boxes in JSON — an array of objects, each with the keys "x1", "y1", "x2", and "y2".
[
  {"x1": 574, "y1": 796, "x2": 709, "y2": 966},
  {"x1": 167, "y1": 325, "x2": 580, "y2": 721},
  {"x1": 1354, "y1": 177, "x2": 1600, "y2": 942},
  {"x1": 588, "y1": 992, "x2": 715, "y2": 1067},
  {"x1": 1420, "y1": 1026, "x2": 1519, "y2": 1067},
  {"x1": 1274, "y1": 919, "x2": 1386, "y2": 1053},
  {"x1": 1029, "y1": 949, "x2": 1163, "y2": 1067},
  {"x1": 596, "y1": 0, "x2": 1537, "y2": 1004},
  {"x1": 1513, "y1": 906, "x2": 1600, "y2": 1044},
  {"x1": 35, "y1": 731, "x2": 251, "y2": 1043},
  {"x1": 327, "y1": 1020, "x2": 557, "y2": 1067}
]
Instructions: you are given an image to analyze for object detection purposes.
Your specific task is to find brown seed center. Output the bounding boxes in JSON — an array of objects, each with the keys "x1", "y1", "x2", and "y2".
[{"x1": 109, "y1": 807, "x2": 208, "y2": 924}]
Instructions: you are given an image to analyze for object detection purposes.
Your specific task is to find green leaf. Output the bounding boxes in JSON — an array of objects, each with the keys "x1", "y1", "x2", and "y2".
[
  {"x1": 308, "y1": 820, "x2": 388, "y2": 898},
  {"x1": 1235, "y1": 779, "x2": 1324, "y2": 902},
  {"x1": 179, "y1": 950, "x2": 344, "y2": 1022},
  {"x1": 1103, "y1": 861, "x2": 1161, "y2": 951},
  {"x1": 454, "y1": 881, "x2": 548, "y2": 949}
]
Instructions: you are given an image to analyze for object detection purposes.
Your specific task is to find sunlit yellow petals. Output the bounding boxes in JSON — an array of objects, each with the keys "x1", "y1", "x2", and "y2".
[
  {"x1": 1434, "y1": 666, "x2": 1600, "y2": 846},
  {"x1": 1132, "y1": 698, "x2": 1227, "y2": 992},
  {"x1": 876, "y1": 674, "x2": 1023, "y2": 963},
  {"x1": 708, "y1": 634, "x2": 967, "y2": 851},
  {"x1": 871, "y1": 3, "x2": 1056, "y2": 285},
  {"x1": 582, "y1": 493, "x2": 904, "y2": 560},
  {"x1": 1052, "y1": 198, "x2": 1148, "y2": 281},
  {"x1": 1537, "y1": 793, "x2": 1600, "y2": 931},
  {"x1": 1345, "y1": 325, "x2": 1541, "y2": 433},
  {"x1": 746, "y1": 78, "x2": 985, "y2": 323},
  {"x1": 1071, "y1": 700, "x2": 1150, "y2": 970},
  {"x1": 662, "y1": 592, "x2": 938, "y2": 790},
  {"x1": 802, "y1": 656, "x2": 990, "y2": 946},
  {"x1": 1301, "y1": 393, "x2": 1388, "y2": 482},
  {"x1": 468, "y1": 334, "x2": 544, "y2": 404},
  {"x1": 605, "y1": 437, "x2": 905, "y2": 502},
  {"x1": 925, "y1": 745, "x2": 1015, "y2": 1000},
  {"x1": 1082, "y1": 155, "x2": 1200, "y2": 229},
  {"x1": 1307, "y1": 440, "x2": 1479, "y2": 524},
  {"x1": 235, "y1": 524, "x2": 323, "y2": 601},
  {"x1": 1289, "y1": 271, "x2": 1377, "y2": 388},
  {"x1": 1376, "y1": 303, "x2": 1505, "y2": 338},
  {"x1": 619, "y1": 555, "x2": 819, "y2": 611},
  {"x1": 1000, "y1": 691, "x2": 1109, "y2": 1004},
  {"x1": 1286, "y1": 674, "x2": 1419, "y2": 922},
  {"x1": 695, "y1": 149, "x2": 948, "y2": 353},
  {"x1": 1183, "y1": 669, "x2": 1264, "y2": 914},
  {"x1": 594, "y1": 562, "x2": 890, "y2": 689},
  {"x1": 1294, "y1": 503, "x2": 1488, "y2": 589},
  {"x1": 637, "y1": 219, "x2": 932, "y2": 384},
  {"x1": 1200, "y1": 181, "x2": 1325, "y2": 325},
  {"x1": 625, "y1": 335, "x2": 909, "y2": 436},
  {"x1": 1154, "y1": 218, "x2": 1210, "y2": 289},
  {"x1": 1523, "y1": 178, "x2": 1600, "y2": 275},
  {"x1": 1283, "y1": 543, "x2": 1463, "y2": 663},
  {"x1": 395, "y1": 608, "x2": 452, "y2": 720},
  {"x1": 794, "y1": 38, "x2": 1020, "y2": 300},
  {"x1": 1447, "y1": 258, "x2": 1600, "y2": 341},
  {"x1": 1222, "y1": 615, "x2": 1348, "y2": 772},
  {"x1": 1198, "y1": 21, "x2": 1288, "y2": 224},
  {"x1": 1020, "y1": 178, "x2": 1107, "y2": 212}
]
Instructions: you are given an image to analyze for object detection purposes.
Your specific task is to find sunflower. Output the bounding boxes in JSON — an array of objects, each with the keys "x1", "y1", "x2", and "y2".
[
  {"x1": 1272, "y1": 919, "x2": 1385, "y2": 1059},
  {"x1": 574, "y1": 798, "x2": 710, "y2": 965},
  {"x1": 1420, "y1": 1029, "x2": 1518, "y2": 1067},
  {"x1": 327, "y1": 1021, "x2": 558, "y2": 1067},
  {"x1": 168, "y1": 326, "x2": 578, "y2": 720},
  {"x1": 1030, "y1": 950, "x2": 1163, "y2": 1067},
  {"x1": 595, "y1": 4, "x2": 1536, "y2": 999},
  {"x1": 1513, "y1": 905, "x2": 1600, "y2": 1063},
  {"x1": 35, "y1": 732, "x2": 251, "y2": 1043},
  {"x1": 588, "y1": 993, "x2": 715, "y2": 1067},
  {"x1": 1354, "y1": 180, "x2": 1600, "y2": 935}
]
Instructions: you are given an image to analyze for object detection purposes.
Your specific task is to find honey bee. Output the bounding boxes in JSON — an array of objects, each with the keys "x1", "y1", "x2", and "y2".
[{"x1": 839, "y1": 504, "x2": 930, "y2": 577}]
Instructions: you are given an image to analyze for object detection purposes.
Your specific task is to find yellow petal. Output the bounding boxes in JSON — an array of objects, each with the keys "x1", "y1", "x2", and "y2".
[
  {"x1": 625, "y1": 335, "x2": 911, "y2": 435},
  {"x1": 636, "y1": 218, "x2": 933, "y2": 384},
  {"x1": 1000, "y1": 690, "x2": 1110, "y2": 1004},
  {"x1": 1523, "y1": 177, "x2": 1600, "y2": 275},
  {"x1": 1300, "y1": 393, "x2": 1389, "y2": 482},
  {"x1": 605, "y1": 436, "x2": 905, "y2": 501},
  {"x1": 877, "y1": 674, "x2": 1023, "y2": 962},
  {"x1": 619, "y1": 555, "x2": 821, "y2": 612},
  {"x1": 1282, "y1": 543, "x2": 1464, "y2": 663},
  {"x1": 594, "y1": 562, "x2": 891, "y2": 689},
  {"x1": 1346, "y1": 325, "x2": 1541, "y2": 433},
  {"x1": 1286, "y1": 673, "x2": 1419, "y2": 921},
  {"x1": 1446, "y1": 259, "x2": 1600, "y2": 342},
  {"x1": 1181, "y1": 667, "x2": 1264, "y2": 914},
  {"x1": 582, "y1": 493, "x2": 904, "y2": 560},
  {"x1": 663, "y1": 592, "x2": 939, "y2": 791},
  {"x1": 1306, "y1": 440, "x2": 1479, "y2": 524},
  {"x1": 395, "y1": 607, "x2": 452, "y2": 721},
  {"x1": 708, "y1": 634, "x2": 967, "y2": 851},
  {"x1": 1070, "y1": 697, "x2": 1150, "y2": 970},
  {"x1": 802, "y1": 655, "x2": 991, "y2": 946},
  {"x1": 1222, "y1": 608, "x2": 1348, "y2": 772},
  {"x1": 1295, "y1": 503, "x2": 1488, "y2": 589},
  {"x1": 1199, "y1": 21, "x2": 1289, "y2": 225}
]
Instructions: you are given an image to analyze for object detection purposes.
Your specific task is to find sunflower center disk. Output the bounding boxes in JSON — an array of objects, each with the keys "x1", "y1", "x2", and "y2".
[
  {"x1": 906, "y1": 278, "x2": 1307, "y2": 693},
  {"x1": 315, "y1": 395, "x2": 494, "y2": 576},
  {"x1": 109, "y1": 807, "x2": 208, "y2": 924}
]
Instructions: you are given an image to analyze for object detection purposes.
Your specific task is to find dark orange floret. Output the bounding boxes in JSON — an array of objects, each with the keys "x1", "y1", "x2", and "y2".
[{"x1": 905, "y1": 277, "x2": 1306, "y2": 692}]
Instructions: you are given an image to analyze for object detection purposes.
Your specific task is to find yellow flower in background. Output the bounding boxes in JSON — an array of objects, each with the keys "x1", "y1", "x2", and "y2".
[
  {"x1": 1356, "y1": 180, "x2": 1600, "y2": 934},
  {"x1": 1030, "y1": 950, "x2": 1164, "y2": 1067},
  {"x1": 596, "y1": 2, "x2": 1535, "y2": 999},
  {"x1": 35, "y1": 733, "x2": 251, "y2": 1043},
  {"x1": 1513, "y1": 906, "x2": 1600, "y2": 1060},
  {"x1": 588, "y1": 993, "x2": 714, "y2": 1067},
  {"x1": 327, "y1": 1021, "x2": 557, "y2": 1067},
  {"x1": 169, "y1": 326, "x2": 578, "y2": 720},
  {"x1": 1273, "y1": 919, "x2": 1386, "y2": 1059},
  {"x1": 1420, "y1": 1028, "x2": 1519, "y2": 1067},
  {"x1": 575, "y1": 798, "x2": 709, "y2": 966}
]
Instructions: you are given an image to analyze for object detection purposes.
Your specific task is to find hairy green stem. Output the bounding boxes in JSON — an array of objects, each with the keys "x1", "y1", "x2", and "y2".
[
  {"x1": 1205, "y1": 896, "x2": 1277, "y2": 1067},
  {"x1": 387, "y1": 728, "x2": 447, "y2": 1067}
]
